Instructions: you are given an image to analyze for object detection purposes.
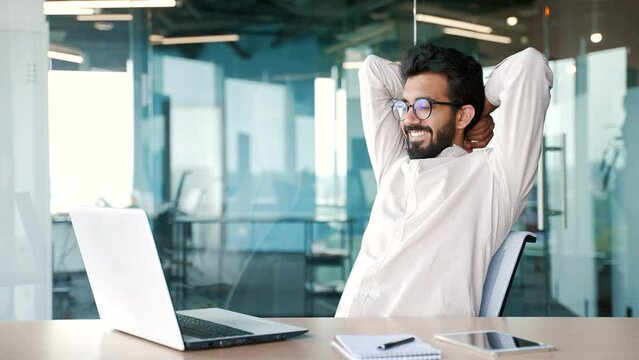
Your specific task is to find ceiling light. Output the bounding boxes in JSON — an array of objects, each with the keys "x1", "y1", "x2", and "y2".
[
  {"x1": 44, "y1": 7, "x2": 96, "y2": 15},
  {"x1": 150, "y1": 34, "x2": 240, "y2": 45},
  {"x1": 43, "y1": 0, "x2": 176, "y2": 11},
  {"x1": 149, "y1": 34, "x2": 165, "y2": 43},
  {"x1": 94, "y1": 22, "x2": 114, "y2": 31},
  {"x1": 590, "y1": 32, "x2": 603, "y2": 43},
  {"x1": 77, "y1": 14, "x2": 133, "y2": 21},
  {"x1": 416, "y1": 13, "x2": 492, "y2": 34},
  {"x1": 506, "y1": 16, "x2": 518, "y2": 26},
  {"x1": 442, "y1": 27, "x2": 512, "y2": 44},
  {"x1": 48, "y1": 50, "x2": 84, "y2": 64},
  {"x1": 566, "y1": 64, "x2": 577, "y2": 74}
]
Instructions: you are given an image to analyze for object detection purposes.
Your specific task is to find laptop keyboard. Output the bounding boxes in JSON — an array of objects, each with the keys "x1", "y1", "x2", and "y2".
[{"x1": 176, "y1": 313, "x2": 253, "y2": 339}]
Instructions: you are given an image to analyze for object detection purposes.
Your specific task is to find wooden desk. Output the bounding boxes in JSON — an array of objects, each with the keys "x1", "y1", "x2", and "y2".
[{"x1": 1, "y1": 317, "x2": 637, "y2": 359}]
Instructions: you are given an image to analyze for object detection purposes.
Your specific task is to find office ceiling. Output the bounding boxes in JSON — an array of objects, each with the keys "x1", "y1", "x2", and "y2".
[
  {"x1": 47, "y1": 0, "x2": 534, "y2": 69},
  {"x1": 151, "y1": 0, "x2": 535, "y2": 44},
  {"x1": 48, "y1": 0, "x2": 534, "y2": 44},
  {"x1": 46, "y1": 0, "x2": 639, "y2": 71}
]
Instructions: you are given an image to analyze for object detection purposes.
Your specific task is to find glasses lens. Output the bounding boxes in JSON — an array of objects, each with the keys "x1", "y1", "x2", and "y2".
[
  {"x1": 392, "y1": 101, "x2": 408, "y2": 121},
  {"x1": 414, "y1": 98, "x2": 432, "y2": 120}
]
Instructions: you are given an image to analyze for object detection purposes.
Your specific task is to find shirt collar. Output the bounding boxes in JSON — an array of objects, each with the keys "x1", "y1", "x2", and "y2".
[
  {"x1": 436, "y1": 144, "x2": 468, "y2": 158},
  {"x1": 404, "y1": 144, "x2": 468, "y2": 167}
]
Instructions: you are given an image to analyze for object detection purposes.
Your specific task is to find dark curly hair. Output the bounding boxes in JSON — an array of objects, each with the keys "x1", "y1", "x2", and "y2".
[{"x1": 401, "y1": 43, "x2": 484, "y2": 130}]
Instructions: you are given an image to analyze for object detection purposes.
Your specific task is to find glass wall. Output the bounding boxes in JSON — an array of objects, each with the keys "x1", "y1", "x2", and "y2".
[
  {"x1": 0, "y1": 0, "x2": 51, "y2": 321},
  {"x1": 45, "y1": 0, "x2": 639, "y2": 318},
  {"x1": 47, "y1": 8, "x2": 133, "y2": 319}
]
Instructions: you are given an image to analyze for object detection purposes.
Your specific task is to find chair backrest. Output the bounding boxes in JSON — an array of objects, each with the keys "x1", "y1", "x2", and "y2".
[{"x1": 479, "y1": 231, "x2": 536, "y2": 317}]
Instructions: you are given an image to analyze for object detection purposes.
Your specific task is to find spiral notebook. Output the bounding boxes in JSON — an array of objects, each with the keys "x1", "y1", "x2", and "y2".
[{"x1": 332, "y1": 334, "x2": 442, "y2": 359}]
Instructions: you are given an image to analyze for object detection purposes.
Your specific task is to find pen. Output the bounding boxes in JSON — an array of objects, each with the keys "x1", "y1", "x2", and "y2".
[{"x1": 377, "y1": 336, "x2": 415, "y2": 350}]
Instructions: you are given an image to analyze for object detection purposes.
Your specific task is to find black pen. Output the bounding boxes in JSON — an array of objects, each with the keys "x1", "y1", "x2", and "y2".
[{"x1": 377, "y1": 336, "x2": 415, "y2": 350}]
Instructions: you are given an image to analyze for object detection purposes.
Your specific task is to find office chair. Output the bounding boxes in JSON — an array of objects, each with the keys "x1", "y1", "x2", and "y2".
[{"x1": 479, "y1": 231, "x2": 536, "y2": 317}]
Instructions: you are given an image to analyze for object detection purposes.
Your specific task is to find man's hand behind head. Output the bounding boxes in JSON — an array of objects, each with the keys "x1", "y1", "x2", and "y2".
[{"x1": 464, "y1": 97, "x2": 497, "y2": 152}]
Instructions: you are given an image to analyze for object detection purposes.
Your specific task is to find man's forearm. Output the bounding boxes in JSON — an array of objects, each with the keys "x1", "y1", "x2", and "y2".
[
  {"x1": 358, "y1": 55, "x2": 405, "y2": 184},
  {"x1": 483, "y1": 47, "x2": 554, "y2": 203}
]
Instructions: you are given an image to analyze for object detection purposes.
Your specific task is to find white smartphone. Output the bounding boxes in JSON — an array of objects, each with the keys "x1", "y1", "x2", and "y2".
[{"x1": 433, "y1": 330, "x2": 555, "y2": 356}]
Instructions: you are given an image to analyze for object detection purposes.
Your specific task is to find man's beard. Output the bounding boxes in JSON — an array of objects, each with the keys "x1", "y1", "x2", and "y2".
[{"x1": 404, "y1": 118, "x2": 456, "y2": 159}]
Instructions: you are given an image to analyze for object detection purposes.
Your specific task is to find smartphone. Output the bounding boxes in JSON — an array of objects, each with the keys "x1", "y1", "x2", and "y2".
[{"x1": 433, "y1": 330, "x2": 555, "y2": 356}]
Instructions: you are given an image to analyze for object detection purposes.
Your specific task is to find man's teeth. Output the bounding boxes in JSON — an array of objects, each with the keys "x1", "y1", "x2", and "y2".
[{"x1": 409, "y1": 130, "x2": 428, "y2": 137}]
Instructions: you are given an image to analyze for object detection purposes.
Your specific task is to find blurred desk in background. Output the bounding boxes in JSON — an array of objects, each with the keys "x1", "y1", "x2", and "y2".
[{"x1": 170, "y1": 213, "x2": 360, "y2": 311}]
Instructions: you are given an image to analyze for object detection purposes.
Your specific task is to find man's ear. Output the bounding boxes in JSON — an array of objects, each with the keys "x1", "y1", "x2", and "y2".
[{"x1": 456, "y1": 105, "x2": 475, "y2": 130}]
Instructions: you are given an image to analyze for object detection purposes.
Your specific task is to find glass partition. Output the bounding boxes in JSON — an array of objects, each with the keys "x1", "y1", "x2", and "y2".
[
  {"x1": 47, "y1": 9, "x2": 134, "y2": 319},
  {"x1": 46, "y1": 0, "x2": 639, "y2": 319}
]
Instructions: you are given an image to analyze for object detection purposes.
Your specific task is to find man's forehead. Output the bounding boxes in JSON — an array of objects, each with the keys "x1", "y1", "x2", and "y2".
[{"x1": 402, "y1": 72, "x2": 449, "y2": 101}]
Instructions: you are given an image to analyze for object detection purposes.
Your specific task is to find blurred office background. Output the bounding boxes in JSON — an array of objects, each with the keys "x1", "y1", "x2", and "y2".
[{"x1": 1, "y1": 0, "x2": 638, "y2": 320}]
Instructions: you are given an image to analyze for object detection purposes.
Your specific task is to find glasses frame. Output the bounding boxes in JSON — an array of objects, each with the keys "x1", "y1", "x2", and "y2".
[{"x1": 391, "y1": 97, "x2": 459, "y2": 121}]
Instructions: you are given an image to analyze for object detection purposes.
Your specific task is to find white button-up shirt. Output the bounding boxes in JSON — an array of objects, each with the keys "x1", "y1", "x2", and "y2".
[{"x1": 336, "y1": 48, "x2": 553, "y2": 317}]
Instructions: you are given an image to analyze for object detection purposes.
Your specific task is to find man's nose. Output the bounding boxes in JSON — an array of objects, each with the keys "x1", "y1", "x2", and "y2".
[{"x1": 403, "y1": 108, "x2": 422, "y2": 126}]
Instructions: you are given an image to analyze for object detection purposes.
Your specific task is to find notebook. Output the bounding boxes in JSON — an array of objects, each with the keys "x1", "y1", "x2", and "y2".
[{"x1": 332, "y1": 334, "x2": 442, "y2": 359}]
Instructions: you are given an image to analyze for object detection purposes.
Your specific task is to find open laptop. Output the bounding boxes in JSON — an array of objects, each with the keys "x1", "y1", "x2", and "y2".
[{"x1": 69, "y1": 207, "x2": 308, "y2": 351}]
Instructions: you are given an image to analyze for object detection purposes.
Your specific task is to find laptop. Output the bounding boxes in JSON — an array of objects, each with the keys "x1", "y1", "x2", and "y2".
[{"x1": 69, "y1": 207, "x2": 308, "y2": 351}]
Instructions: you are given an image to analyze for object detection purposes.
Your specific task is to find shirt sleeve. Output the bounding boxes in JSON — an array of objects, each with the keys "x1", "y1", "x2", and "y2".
[
  {"x1": 484, "y1": 47, "x2": 554, "y2": 204},
  {"x1": 358, "y1": 55, "x2": 406, "y2": 186}
]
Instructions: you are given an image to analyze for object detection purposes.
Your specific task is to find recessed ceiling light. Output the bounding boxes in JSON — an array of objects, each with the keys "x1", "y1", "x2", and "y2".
[
  {"x1": 416, "y1": 13, "x2": 492, "y2": 34},
  {"x1": 77, "y1": 14, "x2": 133, "y2": 21},
  {"x1": 43, "y1": 0, "x2": 176, "y2": 11},
  {"x1": 44, "y1": 7, "x2": 95, "y2": 15},
  {"x1": 94, "y1": 22, "x2": 114, "y2": 31},
  {"x1": 590, "y1": 32, "x2": 603, "y2": 43},
  {"x1": 442, "y1": 27, "x2": 511, "y2": 44},
  {"x1": 506, "y1": 16, "x2": 518, "y2": 26},
  {"x1": 149, "y1": 34, "x2": 240, "y2": 45}
]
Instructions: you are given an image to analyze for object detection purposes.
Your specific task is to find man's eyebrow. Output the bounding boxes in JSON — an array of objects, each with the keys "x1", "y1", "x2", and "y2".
[{"x1": 401, "y1": 96, "x2": 427, "y2": 103}]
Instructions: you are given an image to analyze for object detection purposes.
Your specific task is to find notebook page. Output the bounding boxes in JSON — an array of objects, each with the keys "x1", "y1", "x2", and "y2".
[{"x1": 334, "y1": 334, "x2": 442, "y2": 359}]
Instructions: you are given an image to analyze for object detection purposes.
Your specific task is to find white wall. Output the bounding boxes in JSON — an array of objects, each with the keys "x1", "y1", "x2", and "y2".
[{"x1": 0, "y1": 0, "x2": 51, "y2": 320}]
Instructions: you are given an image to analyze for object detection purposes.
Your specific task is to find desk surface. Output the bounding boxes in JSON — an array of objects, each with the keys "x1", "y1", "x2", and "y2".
[{"x1": 1, "y1": 317, "x2": 637, "y2": 360}]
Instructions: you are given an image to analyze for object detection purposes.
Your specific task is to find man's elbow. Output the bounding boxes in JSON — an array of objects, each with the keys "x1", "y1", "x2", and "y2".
[
  {"x1": 358, "y1": 55, "x2": 381, "y2": 82},
  {"x1": 514, "y1": 47, "x2": 554, "y2": 89}
]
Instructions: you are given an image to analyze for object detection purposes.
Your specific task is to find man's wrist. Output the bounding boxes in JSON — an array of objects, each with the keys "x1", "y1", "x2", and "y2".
[{"x1": 482, "y1": 98, "x2": 498, "y2": 116}]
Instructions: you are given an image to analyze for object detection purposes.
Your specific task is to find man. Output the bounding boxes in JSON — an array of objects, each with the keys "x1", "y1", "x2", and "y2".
[{"x1": 335, "y1": 44, "x2": 553, "y2": 317}]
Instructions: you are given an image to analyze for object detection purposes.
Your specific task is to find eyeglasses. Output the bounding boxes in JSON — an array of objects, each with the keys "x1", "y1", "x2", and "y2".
[{"x1": 391, "y1": 97, "x2": 459, "y2": 121}]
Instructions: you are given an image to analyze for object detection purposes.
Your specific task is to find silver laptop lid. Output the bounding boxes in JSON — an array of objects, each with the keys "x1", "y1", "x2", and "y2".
[{"x1": 70, "y1": 207, "x2": 185, "y2": 351}]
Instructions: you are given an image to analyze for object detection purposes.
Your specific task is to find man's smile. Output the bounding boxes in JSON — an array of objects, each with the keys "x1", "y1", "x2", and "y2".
[{"x1": 407, "y1": 128, "x2": 432, "y2": 145}]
